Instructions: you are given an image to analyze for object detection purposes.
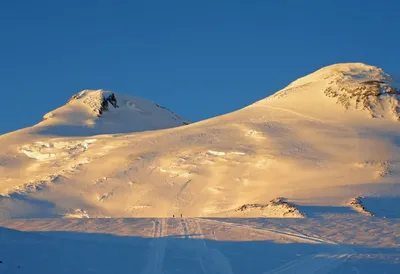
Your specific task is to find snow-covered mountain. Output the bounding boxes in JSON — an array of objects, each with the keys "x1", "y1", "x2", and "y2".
[{"x1": 1, "y1": 63, "x2": 399, "y2": 219}]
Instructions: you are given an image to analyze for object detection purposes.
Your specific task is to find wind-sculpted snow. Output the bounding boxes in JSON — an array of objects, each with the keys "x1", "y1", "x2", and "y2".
[{"x1": 19, "y1": 139, "x2": 97, "y2": 161}]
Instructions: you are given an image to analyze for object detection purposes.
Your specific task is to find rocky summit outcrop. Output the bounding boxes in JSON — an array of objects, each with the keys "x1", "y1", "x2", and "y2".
[
  {"x1": 324, "y1": 78, "x2": 400, "y2": 120},
  {"x1": 67, "y1": 90, "x2": 119, "y2": 117},
  {"x1": 269, "y1": 63, "x2": 400, "y2": 120}
]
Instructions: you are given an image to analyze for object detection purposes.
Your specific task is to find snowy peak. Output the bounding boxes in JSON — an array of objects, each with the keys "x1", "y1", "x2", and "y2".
[
  {"x1": 38, "y1": 89, "x2": 189, "y2": 136},
  {"x1": 267, "y1": 63, "x2": 400, "y2": 120},
  {"x1": 43, "y1": 89, "x2": 121, "y2": 122},
  {"x1": 286, "y1": 63, "x2": 392, "y2": 89}
]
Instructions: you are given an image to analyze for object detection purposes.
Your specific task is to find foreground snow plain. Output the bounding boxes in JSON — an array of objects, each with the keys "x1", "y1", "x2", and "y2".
[
  {"x1": 0, "y1": 63, "x2": 399, "y2": 273},
  {"x1": 1, "y1": 216, "x2": 398, "y2": 274}
]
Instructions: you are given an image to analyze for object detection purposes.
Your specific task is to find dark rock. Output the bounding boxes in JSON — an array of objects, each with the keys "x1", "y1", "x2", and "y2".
[{"x1": 98, "y1": 93, "x2": 119, "y2": 116}]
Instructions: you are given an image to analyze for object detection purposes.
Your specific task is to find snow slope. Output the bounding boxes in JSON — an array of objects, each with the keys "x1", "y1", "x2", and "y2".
[{"x1": 1, "y1": 63, "x2": 400, "y2": 219}]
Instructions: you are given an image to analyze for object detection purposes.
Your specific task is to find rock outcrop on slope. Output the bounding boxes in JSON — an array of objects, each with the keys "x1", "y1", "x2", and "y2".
[
  {"x1": 235, "y1": 198, "x2": 306, "y2": 218},
  {"x1": 268, "y1": 63, "x2": 400, "y2": 120},
  {"x1": 67, "y1": 90, "x2": 119, "y2": 117},
  {"x1": 349, "y1": 196, "x2": 374, "y2": 216}
]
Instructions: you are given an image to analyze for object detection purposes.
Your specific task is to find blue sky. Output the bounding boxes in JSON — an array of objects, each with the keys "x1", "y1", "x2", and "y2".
[{"x1": 0, "y1": 0, "x2": 399, "y2": 134}]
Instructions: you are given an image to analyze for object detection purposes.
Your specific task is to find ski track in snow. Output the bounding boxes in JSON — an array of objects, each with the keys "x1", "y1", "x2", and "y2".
[
  {"x1": 141, "y1": 218, "x2": 167, "y2": 274},
  {"x1": 264, "y1": 253, "x2": 353, "y2": 274},
  {"x1": 201, "y1": 219, "x2": 330, "y2": 244},
  {"x1": 1, "y1": 217, "x2": 396, "y2": 273},
  {"x1": 140, "y1": 218, "x2": 353, "y2": 274},
  {"x1": 180, "y1": 218, "x2": 234, "y2": 274},
  {"x1": 261, "y1": 105, "x2": 325, "y2": 123},
  {"x1": 142, "y1": 218, "x2": 235, "y2": 274},
  {"x1": 201, "y1": 219, "x2": 355, "y2": 274}
]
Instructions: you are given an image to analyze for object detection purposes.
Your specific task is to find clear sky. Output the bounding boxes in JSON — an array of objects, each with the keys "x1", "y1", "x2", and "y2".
[{"x1": 0, "y1": 0, "x2": 399, "y2": 134}]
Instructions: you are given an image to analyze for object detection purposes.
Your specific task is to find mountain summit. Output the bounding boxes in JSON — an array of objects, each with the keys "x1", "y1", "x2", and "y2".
[
  {"x1": 1, "y1": 63, "x2": 399, "y2": 219},
  {"x1": 28, "y1": 89, "x2": 189, "y2": 136},
  {"x1": 262, "y1": 63, "x2": 400, "y2": 120}
]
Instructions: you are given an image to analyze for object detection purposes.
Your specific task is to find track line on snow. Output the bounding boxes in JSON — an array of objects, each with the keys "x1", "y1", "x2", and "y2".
[
  {"x1": 201, "y1": 219, "x2": 355, "y2": 274},
  {"x1": 201, "y1": 219, "x2": 329, "y2": 244},
  {"x1": 180, "y1": 218, "x2": 189, "y2": 239},
  {"x1": 262, "y1": 105, "x2": 325, "y2": 123},
  {"x1": 264, "y1": 253, "x2": 354, "y2": 274},
  {"x1": 141, "y1": 218, "x2": 168, "y2": 274},
  {"x1": 181, "y1": 218, "x2": 234, "y2": 274}
]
